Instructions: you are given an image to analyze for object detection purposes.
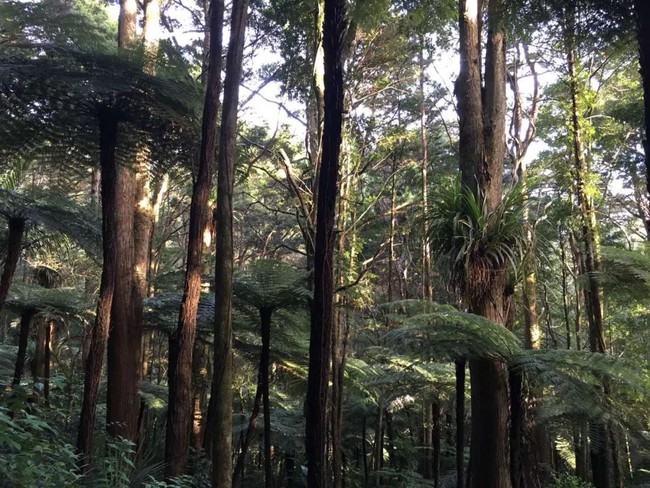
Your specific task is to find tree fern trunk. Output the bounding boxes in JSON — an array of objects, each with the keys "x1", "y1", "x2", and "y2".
[
  {"x1": 232, "y1": 367, "x2": 263, "y2": 487},
  {"x1": 12, "y1": 308, "x2": 35, "y2": 387},
  {"x1": 0, "y1": 217, "x2": 25, "y2": 315}
]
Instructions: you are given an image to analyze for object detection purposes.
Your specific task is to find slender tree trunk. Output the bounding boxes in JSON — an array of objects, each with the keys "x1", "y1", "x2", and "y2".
[
  {"x1": 432, "y1": 403, "x2": 441, "y2": 488},
  {"x1": 12, "y1": 309, "x2": 35, "y2": 387},
  {"x1": 0, "y1": 217, "x2": 25, "y2": 315},
  {"x1": 565, "y1": 12, "x2": 611, "y2": 487},
  {"x1": 77, "y1": 110, "x2": 119, "y2": 468},
  {"x1": 423, "y1": 404, "x2": 433, "y2": 479},
  {"x1": 362, "y1": 416, "x2": 369, "y2": 486},
  {"x1": 210, "y1": 0, "x2": 248, "y2": 483},
  {"x1": 304, "y1": 0, "x2": 347, "y2": 484},
  {"x1": 164, "y1": 0, "x2": 223, "y2": 476},
  {"x1": 232, "y1": 372, "x2": 263, "y2": 487},
  {"x1": 419, "y1": 45, "x2": 432, "y2": 302},
  {"x1": 43, "y1": 319, "x2": 52, "y2": 400},
  {"x1": 635, "y1": 0, "x2": 650, "y2": 209},
  {"x1": 455, "y1": 359, "x2": 465, "y2": 488},
  {"x1": 260, "y1": 308, "x2": 273, "y2": 488}
]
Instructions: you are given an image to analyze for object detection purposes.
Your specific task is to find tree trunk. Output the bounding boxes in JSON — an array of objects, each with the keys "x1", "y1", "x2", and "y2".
[
  {"x1": 12, "y1": 309, "x2": 35, "y2": 387},
  {"x1": 565, "y1": 11, "x2": 611, "y2": 487},
  {"x1": 210, "y1": 0, "x2": 248, "y2": 483},
  {"x1": 635, "y1": 0, "x2": 650, "y2": 211},
  {"x1": 106, "y1": 0, "x2": 140, "y2": 443},
  {"x1": 164, "y1": 0, "x2": 223, "y2": 476},
  {"x1": 232, "y1": 371, "x2": 263, "y2": 487},
  {"x1": 304, "y1": 0, "x2": 346, "y2": 484},
  {"x1": 455, "y1": 359, "x2": 465, "y2": 488},
  {"x1": 457, "y1": 0, "x2": 511, "y2": 486},
  {"x1": 76, "y1": 110, "x2": 119, "y2": 469},
  {"x1": 0, "y1": 217, "x2": 25, "y2": 315},
  {"x1": 419, "y1": 45, "x2": 432, "y2": 302},
  {"x1": 261, "y1": 308, "x2": 273, "y2": 488},
  {"x1": 432, "y1": 403, "x2": 441, "y2": 488}
]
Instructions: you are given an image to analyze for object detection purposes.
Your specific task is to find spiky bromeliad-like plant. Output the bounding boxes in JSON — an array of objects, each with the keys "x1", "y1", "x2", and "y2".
[{"x1": 427, "y1": 177, "x2": 526, "y2": 300}]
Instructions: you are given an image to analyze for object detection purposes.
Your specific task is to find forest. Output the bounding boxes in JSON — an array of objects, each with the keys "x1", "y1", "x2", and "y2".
[{"x1": 0, "y1": 0, "x2": 649, "y2": 486}]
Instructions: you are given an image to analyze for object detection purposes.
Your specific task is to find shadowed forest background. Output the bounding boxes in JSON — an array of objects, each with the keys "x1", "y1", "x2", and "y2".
[{"x1": 1, "y1": 0, "x2": 650, "y2": 487}]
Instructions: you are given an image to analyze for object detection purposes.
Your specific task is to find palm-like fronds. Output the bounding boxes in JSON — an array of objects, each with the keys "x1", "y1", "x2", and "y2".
[
  {"x1": 427, "y1": 177, "x2": 526, "y2": 296},
  {"x1": 0, "y1": 188, "x2": 102, "y2": 259},
  {"x1": 233, "y1": 259, "x2": 309, "y2": 312},
  {"x1": 386, "y1": 302, "x2": 521, "y2": 361},
  {"x1": 5, "y1": 283, "x2": 90, "y2": 319}
]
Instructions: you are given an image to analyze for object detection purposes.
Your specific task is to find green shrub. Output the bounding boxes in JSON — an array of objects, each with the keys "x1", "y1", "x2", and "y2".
[
  {"x1": 550, "y1": 473, "x2": 594, "y2": 488},
  {"x1": 0, "y1": 406, "x2": 81, "y2": 487}
]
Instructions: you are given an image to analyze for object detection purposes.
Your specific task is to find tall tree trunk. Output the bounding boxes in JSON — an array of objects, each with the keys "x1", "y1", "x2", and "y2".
[
  {"x1": 165, "y1": 0, "x2": 224, "y2": 476},
  {"x1": 134, "y1": 0, "x2": 162, "y2": 398},
  {"x1": 635, "y1": 0, "x2": 650, "y2": 215},
  {"x1": 565, "y1": 11, "x2": 611, "y2": 487},
  {"x1": 106, "y1": 0, "x2": 140, "y2": 443},
  {"x1": 43, "y1": 319, "x2": 52, "y2": 400},
  {"x1": 419, "y1": 44, "x2": 432, "y2": 302},
  {"x1": 77, "y1": 110, "x2": 119, "y2": 469},
  {"x1": 0, "y1": 217, "x2": 25, "y2": 315},
  {"x1": 210, "y1": 0, "x2": 248, "y2": 484},
  {"x1": 457, "y1": 0, "x2": 511, "y2": 486},
  {"x1": 304, "y1": 0, "x2": 347, "y2": 483},
  {"x1": 12, "y1": 309, "x2": 35, "y2": 387}
]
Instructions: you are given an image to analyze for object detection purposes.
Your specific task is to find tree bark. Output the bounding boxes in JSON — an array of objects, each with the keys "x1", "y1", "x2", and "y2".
[
  {"x1": 210, "y1": 0, "x2": 248, "y2": 483},
  {"x1": 304, "y1": 0, "x2": 347, "y2": 482},
  {"x1": 164, "y1": 0, "x2": 223, "y2": 476},
  {"x1": 635, "y1": 0, "x2": 650, "y2": 212},
  {"x1": 77, "y1": 110, "x2": 119, "y2": 469},
  {"x1": 457, "y1": 0, "x2": 511, "y2": 486},
  {"x1": 0, "y1": 217, "x2": 25, "y2": 315},
  {"x1": 106, "y1": 0, "x2": 140, "y2": 443},
  {"x1": 12, "y1": 309, "x2": 35, "y2": 387}
]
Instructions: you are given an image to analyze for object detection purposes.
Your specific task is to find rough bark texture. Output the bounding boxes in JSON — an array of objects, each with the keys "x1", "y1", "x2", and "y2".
[
  {"x1": 210, "y1": 0, "x2": 248, "y2": 484},
  {"x1": 164, "y1": 0, "x2": 223, "y2": 476},
  {"x1": 457, "y1": 0, "x2": 483, "y2": 196},
  {"x1": 106, "y1": 131, "x2": 138, "y2": 440},
  {"x1": 0, "y1": 217, "x2": 25, "y2": 315},
  {"x1": 304, "y1": 0, "x2": 346, "y2": 483},
  {"x1": 77, "y1": 110, "x2": 119, "y2": 468},
  {"x1": 12, "y1": 309, "x2": 35, "y2": 387},
  {"x1": 106, "y1": 0, "x2": 140, "y2": 443},
  {"x1": 457, "y1": 0, "x2": 511, "y2": 486}
]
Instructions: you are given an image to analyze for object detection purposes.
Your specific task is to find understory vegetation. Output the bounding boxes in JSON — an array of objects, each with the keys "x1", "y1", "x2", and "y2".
[{"x1": 1, "y1": 0, "x2": 650, "y2": 487}]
